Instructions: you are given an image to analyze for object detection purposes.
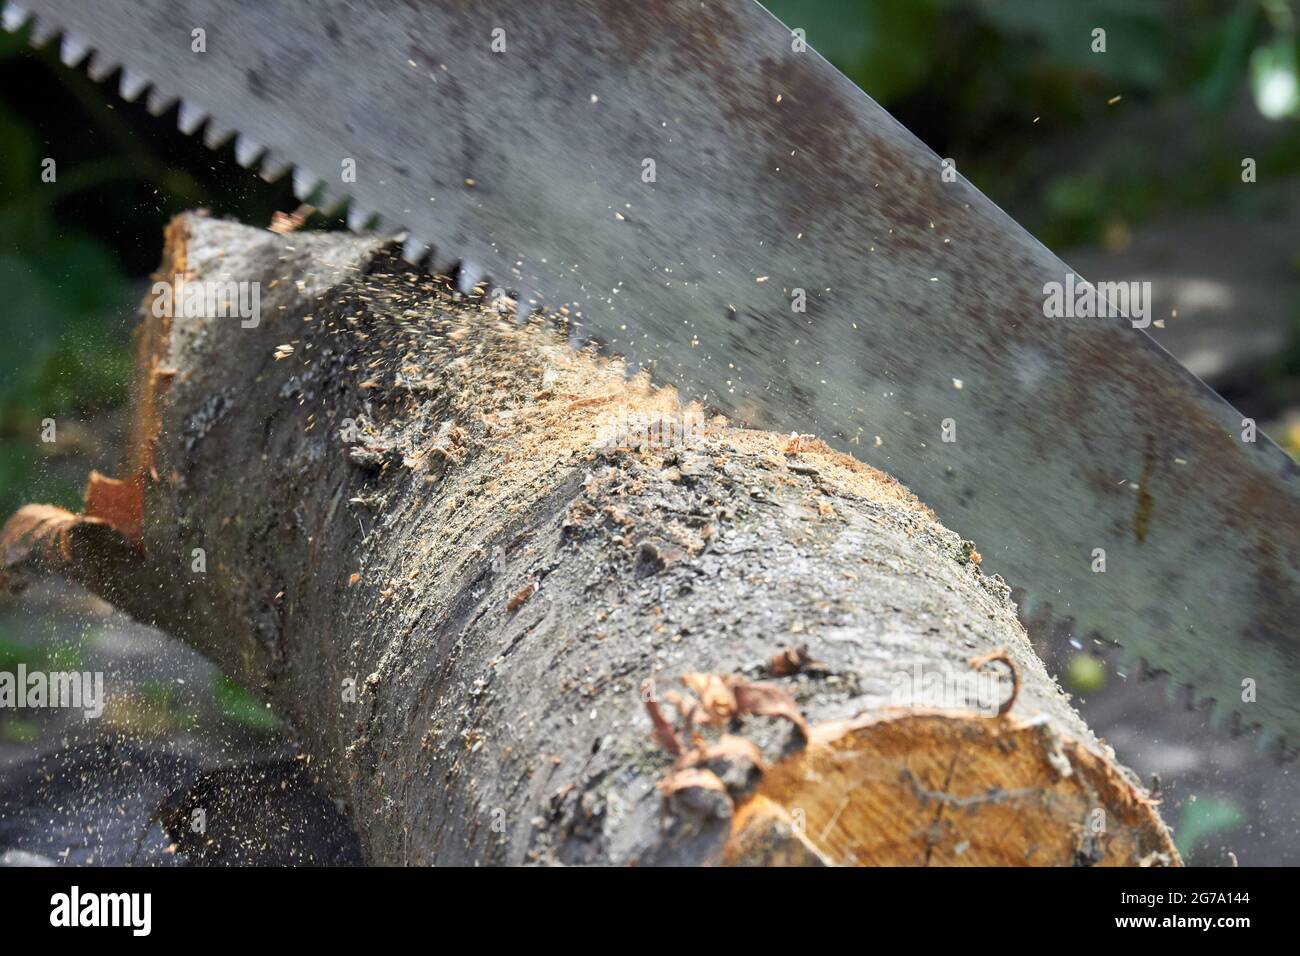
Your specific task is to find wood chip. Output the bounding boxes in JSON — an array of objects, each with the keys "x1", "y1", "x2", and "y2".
[{"x1": 506, "y1": 580, "x2": 536, "y2": 612}]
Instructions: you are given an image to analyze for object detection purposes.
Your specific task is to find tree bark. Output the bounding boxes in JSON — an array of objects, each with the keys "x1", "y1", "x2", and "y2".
[{"x1": 1, "y1": 213, "x2": 1178, "y2": 866}]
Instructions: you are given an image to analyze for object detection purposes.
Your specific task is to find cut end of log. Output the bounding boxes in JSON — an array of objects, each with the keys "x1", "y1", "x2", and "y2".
[{"x1": 724, "y1": 711, "x2": 1179, "y2": 867}]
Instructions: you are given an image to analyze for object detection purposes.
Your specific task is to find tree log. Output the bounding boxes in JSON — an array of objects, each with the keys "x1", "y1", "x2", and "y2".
[{"x1": 1, "y1": 213, "x2": 1178, "y2": 866}]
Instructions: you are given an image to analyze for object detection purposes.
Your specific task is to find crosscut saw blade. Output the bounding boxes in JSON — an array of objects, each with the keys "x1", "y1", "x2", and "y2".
[{"x1": 9, "y1": 0, "x2": 1299, "y2": 751}]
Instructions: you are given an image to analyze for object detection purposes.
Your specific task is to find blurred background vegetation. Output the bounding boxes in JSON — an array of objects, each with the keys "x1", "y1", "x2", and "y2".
[
  {"x1": 0, "y1": 0, "x2": 1297, "y2": 864},
  {"x1": 769, "y1": 0, "x2": 1300, "y2": 233}
]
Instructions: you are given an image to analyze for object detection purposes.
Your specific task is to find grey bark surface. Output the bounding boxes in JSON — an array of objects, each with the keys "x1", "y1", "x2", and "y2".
[{"x1": 16, "y1": 214, "x2": 1172, "y2": 865}]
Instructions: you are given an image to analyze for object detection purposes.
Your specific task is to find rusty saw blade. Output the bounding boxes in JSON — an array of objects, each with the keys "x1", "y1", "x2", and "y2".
[{"x1": 9, "y1": 0, "x2": 1299, "y2": 751}]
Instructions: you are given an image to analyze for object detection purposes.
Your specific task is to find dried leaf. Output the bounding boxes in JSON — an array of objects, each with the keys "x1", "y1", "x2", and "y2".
[
  {"x1": 656, "y1": 767, "x2": 734, "y2": 819},
  {"x1": 680, "y1": 672, "x2": 736, "y2": 722},
  {"x1": 662, "y1": 690, "x2": 706, "y2": 733},
  {"x1": 730, "y1": 678, "x2": 810, "y2": 740},
  {"x1": 676, "y1": 734, "x2": 764, "y2": 773},
  {"x1": 506, "y1": 580, "x2": 536, "y2": 612},
  {"x1": 657, "y1": 766, "x2": 727, "y2": 798},
  {"x1": 766, "y1": 645, "x2": 817, "y2": 677},
  {"x1": 642, "y1": 681, "x2": 684, "y2": 755}
]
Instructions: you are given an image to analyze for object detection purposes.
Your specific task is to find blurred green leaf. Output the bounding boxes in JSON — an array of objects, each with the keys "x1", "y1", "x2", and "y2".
[
  {"x1": 1250, "y1": 34, "x2": 1300, "y2": 118},
  {"x1": 214, "y1": 674, "x2": 282, "y2": 731},
  {"x1": 0, "y1": 631, "x2": 42, "y2": 672},
  {"x1": 45, "y1": 640, "x2": 85, "y2": 672},
  {"x1": 1176, "y1": 796, "x2": 1246, "y2": 858},
  {"x1": 967, "y1": 0, "x2": 1167, "y2": 87},
  {"x1": 1065, "y1": 653, "x2": 1106, "y2": 693},
  {"x1": 0, "y1": 22, "x2": 25, "y2": 59},
  {"x1": 766, "y1": 0, "x2": 940, "y2": 101},
  {"x1": 19, "y1": 322, "x2": 134, "y2": 414},
  {"x1": 1196, "y1": 4, "x2": 1260, "y2": 112},
  {"x1": 0, "y1": 440, "x2": 81, "y2": 521},
  {"x1": 0, "y1": 253, "x2": 61, "y2": 393},
  {"x1": 0, "y1": 103, "x2": 40, "y2": 203},
  {"x1": 0, "y1": 631, "x2": 82, "y2": 672},
  {"x1": 1, "y1": 719, "x2": 40, "y2": 744}
]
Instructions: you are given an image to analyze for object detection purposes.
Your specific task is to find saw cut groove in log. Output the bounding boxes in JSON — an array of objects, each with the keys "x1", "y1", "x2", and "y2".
[{"x1": 0, "y1": 214, "x2": 1177, "y2": 866}]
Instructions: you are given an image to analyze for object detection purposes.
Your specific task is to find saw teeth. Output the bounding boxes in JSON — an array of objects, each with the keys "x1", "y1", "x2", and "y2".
[
  {"x1": 119, "y1": 68, "x2": 149, "y2": 102},
  {"x1": 86, "y1": 52, "x2": 118, "y2": 83},
  {"x1": 58, "y1": 31, "x2": 90, "y2": 67},
  {"x1": 258, "y1": 155, "x2": 291, "y2": 184},
  {"x1": 29, "y1": 14, "x2": 58, "y2": 47},
  {"x1": 312, "y1": 185, "x2": 344, "y2": 216},
  {"x1": 1206, "y1": 697, "x2": 1228, "y2": 730},
  {"x1": 324, "y1": 196, "x2": 349, "y2": 216},
  {"x1": 292, "y1": 168, "x2": 322, "y2": 202},
  {"x1": 1, "y1": 3, "x2": 31, "y2": 33},
  {"x1": 347, "y1": 204, "x2": 376, "y2": 233},
  {"x1": 1255, "y1": 725, "x2": 1285, "y2": 760},
  {"x1": 456, "y1": 262, "x2": 486, "y2": 294},
  {"x1": 146, "y1": 87, "x2": 177, "y2": 117},
  {"x1": 401, "y1": 236, "x2": 431, "y2": 265},
  {"x1": 177, "y1": 101, "x2": 207, "y2": 135},
  {"x1": 203, "y1": 124, "x2": 234, "y2": 150},
  {"x1": 1116, "y1": 645, "x2": 1143, "y2": 679},
  {"x1": 520, "y1": 290, "x2": 543, "y2": 317},
  {"x1": 1162, "y1": 674, "x2": 1187, "y2": 707},
  {"x1": 430, "y1": 247, "x2": 462, "y2": 279},
  {"x1": 234, "y1": 135, "x2": 265, "y2": 169}
]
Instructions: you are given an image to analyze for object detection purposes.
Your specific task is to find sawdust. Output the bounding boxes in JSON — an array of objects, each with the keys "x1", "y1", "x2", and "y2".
[
  {"x1": 338, "y1": 278, "x2": 934, "y2": 537},
  {"x1": 272, "y1": 256, "x2": 941, "y2": 607}
]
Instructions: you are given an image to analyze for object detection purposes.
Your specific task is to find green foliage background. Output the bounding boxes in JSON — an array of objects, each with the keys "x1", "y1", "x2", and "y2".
[{"x1": 0, "y1": 25, "x2": 292, "y2": 515}]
